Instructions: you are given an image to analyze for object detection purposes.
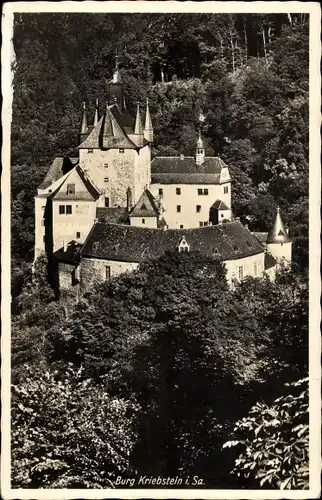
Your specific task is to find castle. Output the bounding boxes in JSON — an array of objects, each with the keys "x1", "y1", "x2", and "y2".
[{"x1": 34, "y1": 61, "x2": 292, "y2": 295}]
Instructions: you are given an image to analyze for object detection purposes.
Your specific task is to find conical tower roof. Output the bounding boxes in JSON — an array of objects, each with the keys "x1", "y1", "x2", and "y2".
[
  {"x1": 134, "y1": 102, "x2": 143, "y2": 135},
  {"x1": 144, "y1": 98, "x2": 153, "y2": 131},
  {"x1": 80, "y1": 101, "x2": 88, "y2": 134},
  {"x1": 267, "y1": 207, "x2": 291, "y2": 244}
]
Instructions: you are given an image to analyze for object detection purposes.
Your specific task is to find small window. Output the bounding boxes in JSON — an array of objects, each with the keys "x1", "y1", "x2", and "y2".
[
  {"x1": 224, "y1": 186, "x2": 229, "y2": 194},
  {"x1": 176, "y1": 205, "x2": 181, "y2": 213},
  {"x1": 66, "y1": 205, "x2": 72, "y2": 214},
  {"x1": 104, "y1": 177, "x2": 109, "y2": 183},
  {"x1": 105, "y1": 197, "x2": 109, "y2": 207},
  {"x1": 238, "y1": 266, "x2": 244, "y2": 280},
  {"x1": 59, "y1": 205, "x2": 65, "y2": 214},
  {"x1": 203, "y1": 221, "x2": 208, "y2": 227},
  {"x1": 159, "y1": 188, "x2": 163, "y2": 196},
  {"x1": 203, "y1": 188, "x2": 209, "y2": 195},
  {"x1": 104, "y1": 163, "x2": 108, "y2": 168},
  {"x1": 76, "y1": 231, "x2": 81, "y2": 239},
  {"x1": 254, "y1": 263, "x2": 258, "y2": 277},
  {"x1": 141, "y1": 203, "x2": 147, "y2": 210},
  {"x1": 88, "y1": 148, "x2": 93, "y2": 153},
  {"x1": 198, "y1": 188, "x2": 203, "y2": 196},
  {"x1": 119, "y1": 148, "x2": 124, "y2": 153},
  {"x1": 41, "y1": 206, "x2": 45, "y2": 210},
  {"x1": 196, "y1": 205, "x2": 201, "y2": 213},
  {"x1": 105, "y1": 265, "x2": 111, "y2": 281},
  {"x1": 199, "y1": 222, "x2": 203, "y2": 227},
  {"x1": 41, "y1": 219, "x2": 45, "y2": 226},
  {"x1": 180, "y1": 225, "x2": 184, "y2": 229},
  {"x1": 221, "y1": 213, "x2": 224, "y2": 218},
  {"x1": 176, "y1": 187, "x2": 181, "y2": 195},
  {"x1": 233, "y1": 245, "x2": 239, "y2": 251},
  {"x1": 67, "y1": 183, "x2": 75, "y2": 195},
  {"x1": 213, "y1": 247, "x2": 219, "y2": 255},
  {"x1": 142, "y1": 219, "x2": 145, "y2": 224}
]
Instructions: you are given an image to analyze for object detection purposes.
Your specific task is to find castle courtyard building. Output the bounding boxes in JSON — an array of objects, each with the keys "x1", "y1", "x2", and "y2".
[{"x1": 34, "y1": 63, "x2": 292, "y2": 294}]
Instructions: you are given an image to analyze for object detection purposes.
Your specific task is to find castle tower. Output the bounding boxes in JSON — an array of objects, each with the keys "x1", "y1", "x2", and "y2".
[
  {"x1": 267, "y1": 207, "x2": 292, "y2": 262},
  {"x1": 79, "y1": 101, "x2": 88, "y2": 144},
  {"x1": 144, "y1": 98, "x2": 153, "y2": 143},
  {"x1": 196, "y1": 131, "x2": 205, "y2": 166},
  {"x1": 107, "y1": 55, "x2": 125, "y2": 112}
]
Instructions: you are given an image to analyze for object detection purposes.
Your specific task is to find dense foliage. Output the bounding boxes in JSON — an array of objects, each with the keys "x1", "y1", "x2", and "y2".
[
  {"x1": 12, "y1": 364, "x2": 139, "y2": 488},
  {"x1": 11, "y1": 13, "x2": 309, "y2": 273},
  {"x1": 11, "y1": 252, "x2": 309, "y2": 488},
  {"x1": 223, "y1": 378, "x2": 309, "y2": 489}
]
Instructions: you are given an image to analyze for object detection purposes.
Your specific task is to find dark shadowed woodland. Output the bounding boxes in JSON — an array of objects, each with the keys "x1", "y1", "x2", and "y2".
[{"x1": 11, "y1": 13, "x2": 309, "y2": 489}]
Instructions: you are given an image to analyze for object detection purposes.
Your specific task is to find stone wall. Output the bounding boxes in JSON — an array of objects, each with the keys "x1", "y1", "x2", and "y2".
[{"x1": 80, "y1": 257, "x2": 139, "y2": 291}]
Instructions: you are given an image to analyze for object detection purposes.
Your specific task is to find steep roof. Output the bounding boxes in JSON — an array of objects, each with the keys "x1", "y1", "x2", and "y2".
[
  {"x1": 81, "y1": 221, "x2": 264, "y2": 263},
  {"x1": 130, "y1": 190, "x2": 159, "y2": 218},
  {"x1": 50, "y1": 165, "x2": 100, "y2": 201},
  {"x1": 78, "y1": 104, "x2": 144, "y2": 150},
  {"x1": 211, "y1": 200, "x2": 230, "y2": 210},
  {"x1": 264, "y1": 252, "x2": 277, "y2": 270},
  {"x1": 38, "y1": 157, "x2": 78, "y2": 189},
  {"x1": 151, "y1": 156, "x2": 227, "y2": 184},
  {"x1": 252, "y1": 232, "x2": 268, "y2": 245}
]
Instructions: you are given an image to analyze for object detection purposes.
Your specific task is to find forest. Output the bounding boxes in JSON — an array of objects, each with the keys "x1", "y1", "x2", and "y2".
[{"x1": 10, "y1": 12, "x2": 309, "y2": 489}]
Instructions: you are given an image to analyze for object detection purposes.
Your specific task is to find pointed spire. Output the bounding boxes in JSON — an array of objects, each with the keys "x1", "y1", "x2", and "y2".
[
  {"x1": 267, "y1": 207, "x2": 292, "y2": 244},
  {"x1": 93, "y1": 98, "x2": 99, "y2": 126},
  {"x1": 80, "y1": 101, "x2": 88, "y2": 134},
  {"x1": 144, "y1": 98, "x2": 153, "y2": 142},
  {"x1": 134, "y1": 102, "x2": 143, "y2": 135},
  {"x1": 103, "y1": 103, "x2": 113, "y2": 137}
]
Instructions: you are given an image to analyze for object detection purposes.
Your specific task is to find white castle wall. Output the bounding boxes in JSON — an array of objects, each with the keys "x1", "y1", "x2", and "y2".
[{"x1": 149, "y1": 182, "x2": 231, "y2": 229}]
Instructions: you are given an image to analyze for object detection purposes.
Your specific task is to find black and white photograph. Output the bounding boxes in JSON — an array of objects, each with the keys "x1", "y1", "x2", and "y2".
[{"x1": 1, "y1": 2, "x2": 321, "y2": 498}]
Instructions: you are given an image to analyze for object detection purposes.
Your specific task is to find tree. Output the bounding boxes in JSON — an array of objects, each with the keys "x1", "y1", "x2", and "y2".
[
  {"x1": 223, "y1": 378, "x2": 309, "y2": 489},
  {"x1": 11, "y1": 364, "x2": 140, "y2": 488}
]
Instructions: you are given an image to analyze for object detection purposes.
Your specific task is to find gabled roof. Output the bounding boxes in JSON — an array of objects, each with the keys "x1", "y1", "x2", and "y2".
[
  {"x1": 81, "y1": 221, "x2": 264, "y2": 263},
  {"x1": 38, "y1": 157, "x2": 78, "y2": 189},
  {"x1": 50, "y1": 165, "x2": 100, "y2": 201},
  {"x1": 130, "y1": 190, "x2": 159, "y2": 218},
  {"x1": 211, "y1": 200, "x2": 230, "y2": 210},
  {"x1": 151, "y1": 156, "x2": 227, "y2": 184}
]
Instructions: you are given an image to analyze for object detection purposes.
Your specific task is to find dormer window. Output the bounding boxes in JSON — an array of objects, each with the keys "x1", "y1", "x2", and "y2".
[
  {"x1": 213, "y1": 247, "x2": 219, "y2": 255},
  {"x1": 67, "y1": 183, "x2": 75, "y2": 195},
  {"x1": 233, "y1": 244, "x2": 239, "y2": 252},
  {"x1": 178, "y1": 236, "x2": 190, "y2": 253}
]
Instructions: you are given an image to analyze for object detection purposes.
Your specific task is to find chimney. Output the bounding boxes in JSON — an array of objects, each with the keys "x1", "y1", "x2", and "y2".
[{"x1": 180, "y1": 154, "x2": 184, "y2": 160}]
